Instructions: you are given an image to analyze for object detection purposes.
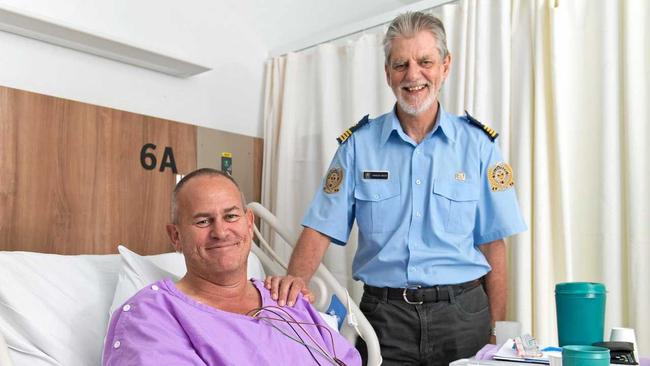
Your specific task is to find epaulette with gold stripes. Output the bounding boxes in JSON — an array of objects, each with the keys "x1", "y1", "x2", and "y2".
[
  {"x1": 336, "y1": 115, "x2": 369, "y2": 144},
  {"x1": 465, "y1": 111, "x2": 498, "y2": 142}
]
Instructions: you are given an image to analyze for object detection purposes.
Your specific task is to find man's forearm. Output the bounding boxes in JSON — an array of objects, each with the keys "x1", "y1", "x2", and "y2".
[
  {"x1": 480, "y1": 239, "x2": 508, "y2": 325},
  {"x1": 287, "y1": 227, "x2": 331, "y2": 282}
]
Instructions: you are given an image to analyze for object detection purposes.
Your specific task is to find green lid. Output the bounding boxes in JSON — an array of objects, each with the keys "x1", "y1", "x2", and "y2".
[
  {"x1": 555, "y1": 282, "x2": 606, "y2": 294},
  {"x1": 562, "y1": 345, "x2": 610, "y2": 359}
]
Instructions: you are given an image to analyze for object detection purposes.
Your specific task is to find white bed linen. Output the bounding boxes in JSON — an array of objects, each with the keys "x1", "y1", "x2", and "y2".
[
  {"x1": 0, "y1": 246, "x2": 342, "y2": 366},
  {"x1": 0, "y1": 247, "x2": 267, "y2": 366},
  {"x1": 0, "y1": 251, "x2": 120, "y2": 366}
]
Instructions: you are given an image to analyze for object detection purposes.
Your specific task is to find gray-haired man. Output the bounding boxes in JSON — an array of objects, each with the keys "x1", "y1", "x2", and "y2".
[{"x1": 268, "y1": 11, "x2": 526, "y2": 365}]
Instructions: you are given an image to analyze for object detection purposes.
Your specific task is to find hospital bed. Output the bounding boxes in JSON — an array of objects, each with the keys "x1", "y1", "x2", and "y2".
[{"x1": 0, "y1": 202, "x2": 381, "y2": 366}]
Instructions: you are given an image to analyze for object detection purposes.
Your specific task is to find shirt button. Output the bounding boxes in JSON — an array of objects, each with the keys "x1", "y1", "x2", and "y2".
[
  {"x1": 151, "y1": 285, "x2": 159, "y2": 291},
  {"x1": 374, "y1": 194, "x2": 380, "y2": 199},
  {"x1": 113, "y1": 340, "x2": 121, "y2": 349},
  {"x1": 415, "y1": 211, "x2": 422, "y2": 217},
  {"x1": 409, "y1": 267, "x2": 416, "y2": 272},
  {"x1": 122, "y1": 304, "x2": 131, "y2": 312},
  {"x1": 415, "y1": 179, "x2": 421, "y2": 185}
]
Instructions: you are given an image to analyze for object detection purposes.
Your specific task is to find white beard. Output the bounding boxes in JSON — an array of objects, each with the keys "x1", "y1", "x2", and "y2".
[
  {"x1": 396, "y1": 88, "x2": 436, "y2": 116},
  {"x1": 394, "y1": 81, "x2": 440, "y2": 116}
]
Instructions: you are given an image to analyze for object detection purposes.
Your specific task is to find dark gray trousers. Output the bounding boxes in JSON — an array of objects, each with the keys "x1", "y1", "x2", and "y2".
[{"x1": 356, "y1": 284, "x2": 491, "y2": 366}]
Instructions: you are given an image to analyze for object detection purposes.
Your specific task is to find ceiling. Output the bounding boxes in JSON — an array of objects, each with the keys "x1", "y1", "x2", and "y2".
[
  {"x1": 239, "y1": 0, "x2": 424, "y2": 52},
  {"x1": 0, "y1": 0, "x2": 442, "y2": 62}
]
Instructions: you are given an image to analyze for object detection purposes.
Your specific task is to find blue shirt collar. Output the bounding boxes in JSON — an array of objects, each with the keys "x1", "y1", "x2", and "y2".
[{"x1": 380, "y1": 103, "x2": 456, "y2": 145}]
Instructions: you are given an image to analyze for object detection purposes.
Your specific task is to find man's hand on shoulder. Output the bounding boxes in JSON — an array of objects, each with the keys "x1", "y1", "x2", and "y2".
[{"x1": 264, "y1": 275, "x2": 315, "y2": 306}]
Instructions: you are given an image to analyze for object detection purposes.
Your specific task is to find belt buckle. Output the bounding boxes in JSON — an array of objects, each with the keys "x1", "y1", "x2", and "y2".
[{"x1": 402, "y1": 284, "x2": 423, "y2": 305}]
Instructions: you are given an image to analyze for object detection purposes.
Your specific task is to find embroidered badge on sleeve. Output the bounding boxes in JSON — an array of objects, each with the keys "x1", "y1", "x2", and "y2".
[
  {"x1": 324, "y1": 167, "x2": 344, "y2": 194},
  {"x1": 487, "y1": 162, "x2": 515, "y2": 191}
]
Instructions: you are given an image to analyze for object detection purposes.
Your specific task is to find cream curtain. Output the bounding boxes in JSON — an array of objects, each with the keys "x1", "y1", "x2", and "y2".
[
  {"x1": 261, "y1": 0, "x2": 650, "y2": 352},
  {"x1": 541, "y1": 0, "x2": 649, "y2": 351},
  {"x1": 261, "y1": 34, "x2": 396, "y2": 299}
]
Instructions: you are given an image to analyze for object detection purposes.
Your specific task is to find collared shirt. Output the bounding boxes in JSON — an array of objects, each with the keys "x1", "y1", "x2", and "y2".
[
  {"x1": 103, "y1": 279, "x2": 361, "y2": 366},
  {"x1": 302, "y1": 105, "x2": 527, "y2": 287}
]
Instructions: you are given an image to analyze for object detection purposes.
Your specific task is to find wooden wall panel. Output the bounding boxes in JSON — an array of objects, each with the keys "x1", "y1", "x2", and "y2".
[
  {"x1": 196, "y1": 127, "x2": 263, "y2": 205},
  {"x1": 252, "y1": 138, "x2": 264, "y2": 204},
  {"x1": 0, "y1": 86, "x2": 196, "y2": 254}
]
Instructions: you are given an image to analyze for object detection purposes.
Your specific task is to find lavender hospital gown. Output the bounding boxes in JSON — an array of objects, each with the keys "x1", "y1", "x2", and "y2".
[{"x1": 103, "y1": 278, "x2": 361, "y2": 366}]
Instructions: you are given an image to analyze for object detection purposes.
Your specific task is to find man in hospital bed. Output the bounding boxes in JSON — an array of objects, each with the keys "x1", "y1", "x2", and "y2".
[{"x1": 102, "y1": 168, "x2": 361, "y2": 366}]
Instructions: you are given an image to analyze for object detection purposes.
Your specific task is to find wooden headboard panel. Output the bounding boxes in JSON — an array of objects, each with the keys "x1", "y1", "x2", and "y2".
[{"x1": 0, "y1": 85, "x2": 259, "y2": 255}]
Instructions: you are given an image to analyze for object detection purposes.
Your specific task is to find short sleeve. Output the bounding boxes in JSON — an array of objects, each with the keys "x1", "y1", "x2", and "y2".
[
  {"x1": 473, "y1": 140, "x2": 527, "y2": 245},
  {"x1": 301, "y1": 140, "x2": 356, "y2": 245}
]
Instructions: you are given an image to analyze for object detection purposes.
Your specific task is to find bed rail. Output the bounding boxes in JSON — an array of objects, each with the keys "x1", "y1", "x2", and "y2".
[{"x1": 247, "y1": 202, "x2": 382, "y2": 366}]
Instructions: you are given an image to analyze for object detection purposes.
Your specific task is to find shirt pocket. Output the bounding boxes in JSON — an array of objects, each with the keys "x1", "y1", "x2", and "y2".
[
  {"x1": 354, "y1": 180, "x2": 401, "y2": 233},
  {"x1": 432, "y1": 178, "x2": 480, "y2": 235}
]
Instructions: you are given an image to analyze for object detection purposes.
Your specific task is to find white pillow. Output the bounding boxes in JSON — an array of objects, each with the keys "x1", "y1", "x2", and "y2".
[
  {"x1": 0, "y1": 251, "x2": 121, "y2": 366},
  {"x1": 0, "y1": 247, "x2": 268, "y2": 366},
  {"x1": 108, "y1": 246, "x2": 183, "y2": 315},
  {"x1": 109, "y1": 245, "x2": 266, "y2": 314}
]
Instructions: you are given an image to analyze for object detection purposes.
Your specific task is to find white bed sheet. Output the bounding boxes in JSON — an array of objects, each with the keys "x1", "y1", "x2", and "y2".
[
  {"x1": 0, "y1": 247, "x2": 265, "y2": 366},
  {"x1": 0, "y1": 251, "x2": 120, "y2": 366},
  {"x1": 0, "y1": 246, "x2": 338, "y2": 366}
]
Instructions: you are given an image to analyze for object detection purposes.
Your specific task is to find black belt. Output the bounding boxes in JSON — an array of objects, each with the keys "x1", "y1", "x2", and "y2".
[{"x1": 363, "y1": 279, "x2": 482, "y2": 305}]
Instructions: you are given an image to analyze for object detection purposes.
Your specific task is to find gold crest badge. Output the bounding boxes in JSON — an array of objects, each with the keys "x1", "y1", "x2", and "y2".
[
  {"x1": 324, "y1": 167, "x2": 344, "y2": 194},
  {"x1": 487, "y1": 162, "x2": 515, "y2": 191}
]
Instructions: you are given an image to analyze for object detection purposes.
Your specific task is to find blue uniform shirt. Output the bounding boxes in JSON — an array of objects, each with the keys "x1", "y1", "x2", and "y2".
[{"x1": 302, "y1": 105, "x2": 527, "y2": 287}]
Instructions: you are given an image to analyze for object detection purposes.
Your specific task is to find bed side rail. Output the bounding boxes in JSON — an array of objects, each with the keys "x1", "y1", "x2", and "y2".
[{"x1": 247, "y1": 202, "x2": 382, "y2": 366}]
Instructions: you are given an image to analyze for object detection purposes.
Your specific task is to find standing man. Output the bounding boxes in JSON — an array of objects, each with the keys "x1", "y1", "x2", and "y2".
[{"x1": 267, "y1": 11, "x2": 526, "y2": 365}]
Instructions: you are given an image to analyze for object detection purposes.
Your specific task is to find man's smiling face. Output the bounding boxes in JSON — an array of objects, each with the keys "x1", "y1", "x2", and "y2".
[
  {"x1": 385, "y1": 30, "x2": 451, "y2": 116},
  {"x1": 169, "y1": 175, "x2": 253, "y2": 281}
]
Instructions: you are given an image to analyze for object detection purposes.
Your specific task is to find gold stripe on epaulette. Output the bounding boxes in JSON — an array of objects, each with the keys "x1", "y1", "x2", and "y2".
[
  {"x1": 337, "y1": 115, "x2": 370, "y2": 145},
  {"x1": 338, "y1": 129, "x2": 352, "y2": 142}
]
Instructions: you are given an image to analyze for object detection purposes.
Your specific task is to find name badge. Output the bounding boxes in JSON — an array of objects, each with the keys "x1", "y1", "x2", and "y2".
[{"x1": 363, "y1": 171, "x2": 389, "y2": 180}]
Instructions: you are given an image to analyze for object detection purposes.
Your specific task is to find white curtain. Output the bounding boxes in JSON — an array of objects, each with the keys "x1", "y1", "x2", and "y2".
[
  {"x1": 261, "y1": 34, "x2": 396, "y2": 298},
  {"x1": 262, "y1": 0, "x2": 650, "y2": 352},
  {"x1": 542, "y1": 0, "x2": 649, "y2": 352}
]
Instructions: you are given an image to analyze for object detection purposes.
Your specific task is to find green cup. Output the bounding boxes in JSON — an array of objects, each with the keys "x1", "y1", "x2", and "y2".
[
  {"x1": 562, "y1": 345, "x2": 610, "y2": 366},
  {"x1": 555, "y1": 282, "x2": 606, "y2": 346}
]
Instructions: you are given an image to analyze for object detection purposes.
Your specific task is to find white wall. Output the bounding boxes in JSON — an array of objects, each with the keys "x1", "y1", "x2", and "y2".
[
  {"x1": 0, "y1": 0, "x2": 267, "y2": 137},
  {"x1": 0, "y1": 0, "x2": 420, "y2": 138}
]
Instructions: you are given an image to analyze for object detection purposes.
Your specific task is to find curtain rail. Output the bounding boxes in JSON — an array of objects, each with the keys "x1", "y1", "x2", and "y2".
[{"x1": 269, "y1": 0, "x2": 457, "y2": 57}]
